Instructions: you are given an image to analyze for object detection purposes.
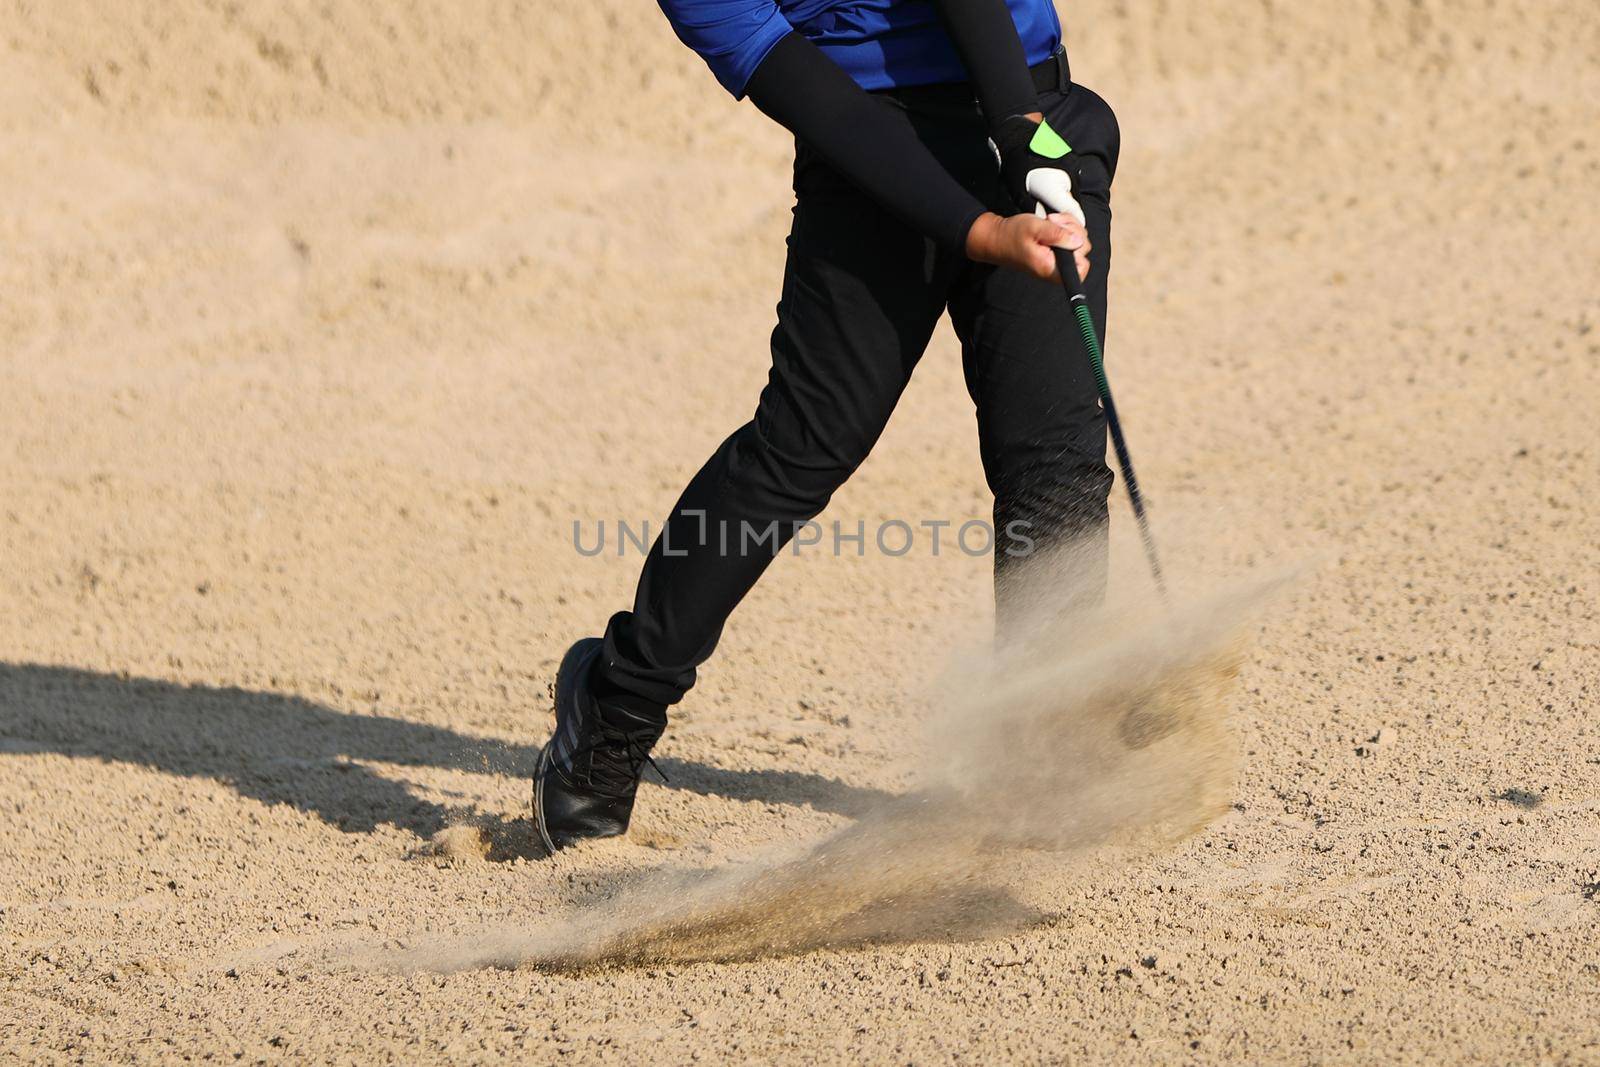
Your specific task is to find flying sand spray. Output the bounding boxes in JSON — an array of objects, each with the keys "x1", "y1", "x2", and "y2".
[{"x1": 357, "y1": 572, "x2": 1264, "y2": 973}]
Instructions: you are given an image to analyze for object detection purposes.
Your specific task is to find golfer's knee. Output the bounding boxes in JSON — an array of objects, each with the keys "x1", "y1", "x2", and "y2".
[
  {"x1": 729, "y1": 416, "x2": 868, "y2": 516},
  {"x1": 743, "y1": 381, "x2": 894, "y2": 503}
]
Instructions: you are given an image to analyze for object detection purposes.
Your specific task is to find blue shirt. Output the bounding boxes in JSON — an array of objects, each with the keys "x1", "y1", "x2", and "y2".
[{"x1": 658, "y1": 0, "x2": 1061, "y2": 97}]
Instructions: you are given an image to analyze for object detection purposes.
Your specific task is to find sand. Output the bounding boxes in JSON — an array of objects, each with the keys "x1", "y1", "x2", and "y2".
[{"x1": 2, "y1": 1, "x2": 1598, "y2": 1062}]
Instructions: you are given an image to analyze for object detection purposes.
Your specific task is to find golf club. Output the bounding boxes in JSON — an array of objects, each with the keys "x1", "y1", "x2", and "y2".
[{"x1": 1051, "y1": 242, "x2": 1168, "y2": 600}]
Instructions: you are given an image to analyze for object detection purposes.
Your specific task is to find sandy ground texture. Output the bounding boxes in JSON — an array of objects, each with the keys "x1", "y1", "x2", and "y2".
[{"x1": 3, "y1": 0, "x2": 1600, "y2": 1062}]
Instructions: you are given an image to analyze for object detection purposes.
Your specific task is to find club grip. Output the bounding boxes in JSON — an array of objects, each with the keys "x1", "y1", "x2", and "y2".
[{"x1": 1052, "y1": 246, "x2": 1085, "y2": 300}]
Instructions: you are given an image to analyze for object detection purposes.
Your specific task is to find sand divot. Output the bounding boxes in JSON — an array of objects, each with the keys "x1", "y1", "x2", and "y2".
[
  {"x1": 421, "y1": 824, "x2": 490, "y2": 863},
  {"x1": 347, "y1": 563, "x2": 1286, "y2": 973}
]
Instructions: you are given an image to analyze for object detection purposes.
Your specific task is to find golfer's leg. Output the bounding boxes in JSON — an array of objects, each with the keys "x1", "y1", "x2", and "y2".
[
  {"x1": 596, "y1": 151, "x2": 949, "y2": 716},
  {"x1": 950, "y1": 82, "x2": 1119, "y2": 632}
]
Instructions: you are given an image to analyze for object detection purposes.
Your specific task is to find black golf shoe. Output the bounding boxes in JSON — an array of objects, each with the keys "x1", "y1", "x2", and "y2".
[{"x1": 533, "y1": 637, "x2": 665, "y2": 853}]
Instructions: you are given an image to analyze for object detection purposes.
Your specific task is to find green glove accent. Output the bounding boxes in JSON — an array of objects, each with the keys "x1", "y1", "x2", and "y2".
[{"x1": 1028, "y1": 119, "x2": 1072, "y2": 160}]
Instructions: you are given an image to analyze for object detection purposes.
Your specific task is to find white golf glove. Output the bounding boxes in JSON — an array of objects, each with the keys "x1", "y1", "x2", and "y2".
[{"x1": 990, "y1": 115, "x2": 1086, "y2": 227}]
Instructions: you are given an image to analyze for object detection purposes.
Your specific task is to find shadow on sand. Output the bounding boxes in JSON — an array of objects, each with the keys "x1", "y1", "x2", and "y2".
[{"x1": 0, "y1": 662, "x2": 895, "y2": 862}]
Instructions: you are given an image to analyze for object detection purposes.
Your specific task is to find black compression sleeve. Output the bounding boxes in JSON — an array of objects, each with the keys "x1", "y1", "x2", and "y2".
[
  {"x1": 744, "y1": 32, "x2": 987, "y2": 250},
  {"x1": 929, "y1": 0, "x2": 1040, "y2": 131}
]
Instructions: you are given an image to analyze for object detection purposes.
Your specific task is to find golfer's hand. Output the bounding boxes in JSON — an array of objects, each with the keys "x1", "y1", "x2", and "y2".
[
  {"x1": 965, "y1": 211, "x2": 1090, "y2": 283},
  {"x1": 992, "y1": 115, "x2": 1087, "y2": 228}
]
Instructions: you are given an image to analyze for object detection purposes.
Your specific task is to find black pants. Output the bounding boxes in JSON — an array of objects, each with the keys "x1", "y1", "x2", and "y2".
[{"x1": 597, "y1": 79, "x2": 1120, "y2": 715}]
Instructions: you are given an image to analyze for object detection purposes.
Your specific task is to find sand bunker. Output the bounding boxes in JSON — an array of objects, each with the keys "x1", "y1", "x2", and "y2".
[{"x1": 361, "y1": 561, "x2": 1277, "y2": 973}]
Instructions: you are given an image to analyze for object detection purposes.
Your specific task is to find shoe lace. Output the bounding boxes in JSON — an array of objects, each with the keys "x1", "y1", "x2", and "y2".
[{"x1": 580, "y1": 718, "x2": 667, "y2": 800}]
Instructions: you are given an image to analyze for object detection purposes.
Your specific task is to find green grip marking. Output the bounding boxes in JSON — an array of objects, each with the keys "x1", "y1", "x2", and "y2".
[{"x1": 1072, "y1": 302, "x2": 1110, "y2": 398}]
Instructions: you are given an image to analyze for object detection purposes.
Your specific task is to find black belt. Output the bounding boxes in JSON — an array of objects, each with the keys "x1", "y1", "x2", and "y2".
[
  {"x1": 1029, "y1": 46, "x2": 1071, "y2": 95},
  {"x1": 879, "y1": 46, "x2": 1072, "y2": 106}
]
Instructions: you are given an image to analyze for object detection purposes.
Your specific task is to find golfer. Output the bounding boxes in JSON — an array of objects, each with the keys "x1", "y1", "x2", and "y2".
[{"x1": 536, "y1": 0, "x2": 1120, "y2": 851}]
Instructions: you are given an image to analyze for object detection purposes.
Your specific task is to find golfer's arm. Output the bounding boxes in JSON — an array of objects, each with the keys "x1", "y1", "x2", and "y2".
[
  {"x1": 929, "y1": 0, "x2": 1042, "y2": 129},
  {"x1": 743, "y1": 32, "x2": 987, "y2": 249}
]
